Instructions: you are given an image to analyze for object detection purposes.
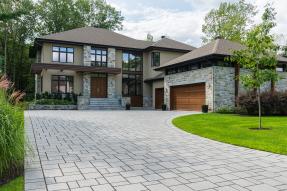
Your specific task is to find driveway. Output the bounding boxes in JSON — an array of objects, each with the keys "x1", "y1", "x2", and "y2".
[{"x1": 25, "y1": 111, "x2": 287, "y2": 191}]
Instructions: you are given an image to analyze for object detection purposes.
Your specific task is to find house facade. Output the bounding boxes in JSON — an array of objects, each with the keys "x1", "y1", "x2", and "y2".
[
  {"x1": 32, "y1": 27, "x2": 195, "y2": 109},
  {"x1": 32, "y1": 27, "x2": 287, "y2": 111}
]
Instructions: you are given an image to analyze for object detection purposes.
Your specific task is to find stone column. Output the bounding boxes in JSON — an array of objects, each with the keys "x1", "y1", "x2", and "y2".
[
  {"x1": 107, "y1": 48, "x2": 117, "y2": 98},
  {"x1": 108, "y1": 48, "x2": 116, "y2": 68},
  {"x1": 83, "y1": 74, "x2": 91, "y2": 97},
  {"x1": 83, "y1": 45, "x2": 91, "y2": 66}
]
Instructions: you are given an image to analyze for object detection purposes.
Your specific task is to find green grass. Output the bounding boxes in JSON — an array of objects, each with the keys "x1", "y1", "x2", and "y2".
[
  {"x1": 172, "y1": 113, "x2": 287, "y2": 155},
  {"x1": 0, "y1": 176, "x2": 23, "y2": 191}
]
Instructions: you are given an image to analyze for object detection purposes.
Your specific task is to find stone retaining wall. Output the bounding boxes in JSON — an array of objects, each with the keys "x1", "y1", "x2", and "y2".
[{"x1": 29, "y1": 104, "x2": 77, "y2": 110}]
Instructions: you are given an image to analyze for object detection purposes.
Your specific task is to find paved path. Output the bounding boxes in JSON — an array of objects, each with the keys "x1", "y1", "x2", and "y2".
[{"x1": 25, "y1": 111, "x2": 287, "y2": 191}]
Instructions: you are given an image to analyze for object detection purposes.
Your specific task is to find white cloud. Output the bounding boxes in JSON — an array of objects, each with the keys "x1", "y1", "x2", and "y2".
[{"x1": 107, "y1": 0, "x2": 287, "y2": 47}]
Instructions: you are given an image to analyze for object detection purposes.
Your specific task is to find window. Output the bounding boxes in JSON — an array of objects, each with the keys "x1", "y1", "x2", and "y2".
[
  {"x1": 52, "y1": 46, "x2": 74, "y2": 63},
  {"x1": 122, "y1": 52, "x2": 142, "y2": 72},
  {"x1": 91, "y1": 48, "x2": 107, "y2": 67},
  {"x1": 151, "y1": 52, "x2": 160, "y2": 67},
  {"x1": 51, "y1": 75, "x2": 74, "y2": 93},
  {"x1": 122, "y1": 74, "x2": 142, "y2": 96}
]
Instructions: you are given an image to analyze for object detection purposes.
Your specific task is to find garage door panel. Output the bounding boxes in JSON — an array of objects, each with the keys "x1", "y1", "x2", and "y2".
[{"x1": 171, "y1": 83, "x2": 205, "y2": 111}]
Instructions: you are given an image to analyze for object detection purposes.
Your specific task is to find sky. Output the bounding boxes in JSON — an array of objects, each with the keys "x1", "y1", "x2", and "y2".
[{"x1": 106, "y1": 0, "x2": 287, "y2": 47}]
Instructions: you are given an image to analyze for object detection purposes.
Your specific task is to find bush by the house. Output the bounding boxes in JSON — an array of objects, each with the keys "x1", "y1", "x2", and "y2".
[
  {"x1": 238, "y1": 91, "x2": 287, "y2": 116},
  {"x1": 216, "y1": 106, "x2": 236, "y2": 114},
  {"x1": 35, "y1": 92, "x2": 78, "y2": 105},
  {"x1": 0, "y1": 75, "x2": 25, "y2": 184}
]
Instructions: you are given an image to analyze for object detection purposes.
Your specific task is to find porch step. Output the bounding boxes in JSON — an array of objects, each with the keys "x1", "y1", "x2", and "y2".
[{"x1": 88, "y1": 98, "x2": 123, "y2": 110}]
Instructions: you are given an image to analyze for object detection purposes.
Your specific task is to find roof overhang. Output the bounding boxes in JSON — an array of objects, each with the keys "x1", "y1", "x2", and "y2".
[
  {"x1": 144, "y1": 46, "x2": 192, "y2": 53},
  {"x1": 31, "y1": 63, "x2": 122, "y2": 74}
]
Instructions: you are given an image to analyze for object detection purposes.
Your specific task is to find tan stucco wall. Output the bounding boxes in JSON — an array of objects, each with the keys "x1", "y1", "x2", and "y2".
[
  {"x1": 41, "y1": 69, "x2": 83, "y2": 94},
  {"x1": 152, "y1": 80, "x2": 164, "y2": 108},
  {"x1": 41, "y1": 43, "x2": 83, "y2": 65}
]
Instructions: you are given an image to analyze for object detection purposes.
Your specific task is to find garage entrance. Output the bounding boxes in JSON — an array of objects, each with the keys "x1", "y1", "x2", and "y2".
[{"x1": 170, "y1": 83, "x2": 205, "y2": 111}]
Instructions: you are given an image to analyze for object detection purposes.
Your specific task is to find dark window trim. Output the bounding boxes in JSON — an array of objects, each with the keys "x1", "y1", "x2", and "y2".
[
  {"x1": 51, "y1": 75, "x2": 74, "y2": 93},
  {"x1": 151, "y1": 52, "x2": 160, "y2": 67},
  {"x1": 91, "y1": 47, "x2": 108, "y2": 67},
  {"x1": 52, "y1": 46, "x2": 74, "y2": 63},
  {"x1": 122, "y1": 51, "x2": 143, "y2": 72},
  {"x1": 122, "y1": 73, "x2": 143, "y2": 96}
]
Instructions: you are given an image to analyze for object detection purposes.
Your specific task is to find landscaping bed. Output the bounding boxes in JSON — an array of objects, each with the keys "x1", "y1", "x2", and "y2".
[{"x1": 173, "y1": 113, "x2": 287, "y2": 155}]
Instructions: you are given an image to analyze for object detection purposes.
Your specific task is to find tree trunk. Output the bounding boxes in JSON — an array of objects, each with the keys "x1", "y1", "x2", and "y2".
[
  {"x1": 258, "y1": 87, "x2": 262, "y2": 129},
  {"x1": 271, "y1": 80, "x2": 275, "y2": 94}
]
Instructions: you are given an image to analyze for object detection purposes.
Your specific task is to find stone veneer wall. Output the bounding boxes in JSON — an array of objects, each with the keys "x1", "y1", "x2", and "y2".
[
  {"x1": 276, "y1": 72, "x2": 287, "y2": 91},
  {"x1": 107, "y1": 48, "x2": 117, "y2": 98},
  {"x1": 164, "y1": 67, "x2": 214, "y2": 110},
  {"x1": 213, "y1": 66, "x2": 235, "y2": 110}
]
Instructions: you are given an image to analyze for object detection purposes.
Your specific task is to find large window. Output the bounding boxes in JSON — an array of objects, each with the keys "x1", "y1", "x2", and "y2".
[
  {"x1": 51, "y1": 75, "x2": 74, "y2": 93},
  {"x1": 52, "y1": 46, "x2": 74, "y2": 63},
  {"x1": 151, "y1": 52, "x2": 160, "y2": 67},
  {"x1": 122, "y1": 74, "x2": 142, "y2": 96},
  {"x1": 91, "y1": 48, "x2": 107, "y2": 67},
  {"x1": 122, "y1": 52, "x2": 142, "y2": 72}
]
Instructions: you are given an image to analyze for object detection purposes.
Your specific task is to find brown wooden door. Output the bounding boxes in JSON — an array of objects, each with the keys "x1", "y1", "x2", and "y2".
[
  {"x1": 155, "y1": 88, "x2": 164, "y2": 109},
  {"x1": 170, "y1": 83, "x2": 205, "y2": 111},
  {"x1": 91, "y1": 76, "x2": 107, "y2": 98}
]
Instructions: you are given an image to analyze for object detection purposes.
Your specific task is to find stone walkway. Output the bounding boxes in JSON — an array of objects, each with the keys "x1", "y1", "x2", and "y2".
[{"x1": 25, "y1": 110, "x2": 287, "y2": 191}]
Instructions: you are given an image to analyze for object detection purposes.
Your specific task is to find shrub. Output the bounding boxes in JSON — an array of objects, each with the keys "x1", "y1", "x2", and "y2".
[
  {"x1": 35, "y1": 99, "x2": 74, "y2": 105},
  {"x1": 0, "y1": 75, "x2": 25, "y2": 183},
  {"x1": 216, "y1": 106, "x2": 236, "y2": 114},
  {"x1": 238, "y1": 91, "x2": 287, "y2": 116}
]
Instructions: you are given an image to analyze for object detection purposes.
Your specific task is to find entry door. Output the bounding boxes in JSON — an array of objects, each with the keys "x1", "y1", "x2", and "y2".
[
  {"x1": 155, "y1": 88, "x2": 164, "y2": 109},
  {"x1": 91, "y1": 76, "x2": 107, "y2": 98}
]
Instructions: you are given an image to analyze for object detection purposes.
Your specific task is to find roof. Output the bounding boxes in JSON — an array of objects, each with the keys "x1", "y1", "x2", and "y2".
[
  {"x1": 157, "y1": 39, "x2": 287, "y2": 70},
  {"x1": 149, "y1": 37, "x2": 195, "y2": 51},
  {"x1": 37, "y1": 26, "x2": 194, "y2": 51},
  {"x1": 144, "y1": 73, "x2": 164, "y2": 83}
]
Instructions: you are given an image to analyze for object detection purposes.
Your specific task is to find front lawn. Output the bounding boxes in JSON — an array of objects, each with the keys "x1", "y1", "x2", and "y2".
[
  {"x1": 173, "y1": 113, "x2": 287, "y2": 155},
  {"x1": 0, "y1": 176, "x2": 23, "y2": 191}
]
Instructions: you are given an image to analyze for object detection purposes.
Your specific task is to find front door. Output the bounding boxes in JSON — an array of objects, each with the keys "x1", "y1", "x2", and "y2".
[
  {"x1": 155, "y1": 88, "x2": 164, "y2": 109},
  {"x1": 91, "y1": 75, "x2": 107, "y2": 98}
]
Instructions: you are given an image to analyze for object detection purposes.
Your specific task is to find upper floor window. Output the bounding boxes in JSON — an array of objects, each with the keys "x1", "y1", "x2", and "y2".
[
  {"x1": 51, "y1": 75, "x2": 74, "y2": 93},
  {"x1": 122, "y1": 52, "x2": 142, "y2": 72},
  {"x1": 91, "y1": 48, "x2": 107, "y2": 67},
  {"x1": 151, "y1": 52, "x2": 160, "y2": 67},
  {"x1": 52, "y1": 46, "x2": 74, "y2": 63}
]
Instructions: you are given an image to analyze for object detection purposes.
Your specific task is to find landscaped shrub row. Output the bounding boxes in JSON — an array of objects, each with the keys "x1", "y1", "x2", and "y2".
[
  {"x1": 0, "y1": 76, "x2": 25, "y2": 185},
  {"x1": 238, "y1": 91, "x2": 287, "y2": 116},
  {"x1": 35, "y1": 92, "x2": 78, "y2": 105}
]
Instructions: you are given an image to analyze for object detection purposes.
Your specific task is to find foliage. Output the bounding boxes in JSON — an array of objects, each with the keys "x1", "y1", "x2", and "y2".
[
  {"x1": 36, "y1": 0, "x2": 124, "y2": 34},
  {"x1": 229, "y1": 4, "x2": 279, "y2": 129},
  {"x1": 216, "y1": 106, "x2": 236, "y2": 114},
  {"x1": 238, "y1": 91, "x2": 287, "y2": 116},
  {"x1": 35, "y1": 99, "x2": 75, "y2": 105},
  {"x1": 173, "y1": 113, "x2": 287, "y2": 155},
  {"x1": 0, "y1": 176, "x2": 23, "y2": 191},
  {"x1": 0, "y1": 75, "x2": 25, "y2": 183},
  {"x1": 202, "y1": 0, "x2": 256, "y2": 43}
]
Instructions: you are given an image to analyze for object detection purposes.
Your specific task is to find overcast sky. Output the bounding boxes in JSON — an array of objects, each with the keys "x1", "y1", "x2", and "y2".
[{"x1": 106, "y1": 0, "x2": 287, "y2": 47}]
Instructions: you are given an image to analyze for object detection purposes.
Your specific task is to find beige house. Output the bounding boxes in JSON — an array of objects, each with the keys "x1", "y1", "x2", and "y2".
[
  {"x1": 32, "y1": 27, "x2": 287, "y2": 111},
  {"x1": 32, "y1": 27, "x2": 195, "y2": 109}
]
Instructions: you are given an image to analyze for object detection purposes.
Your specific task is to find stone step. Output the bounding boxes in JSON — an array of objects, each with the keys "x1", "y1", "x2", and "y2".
[{"x1": 88, "y1": 106, "x2": 124, "y2": 110}]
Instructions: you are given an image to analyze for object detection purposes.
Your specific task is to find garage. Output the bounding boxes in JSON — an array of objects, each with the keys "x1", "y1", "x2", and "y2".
[{"x1": 170, "y1": 83, "x2": 206, "y2": 111}]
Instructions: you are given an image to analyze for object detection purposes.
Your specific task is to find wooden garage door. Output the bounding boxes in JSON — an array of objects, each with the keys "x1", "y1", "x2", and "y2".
[
  {"x1": 170, "y1": 83, "x2": 205, "y2": 111},
  {"x1": 155, "y1": 88, "x2": 164, "y2": 109}
]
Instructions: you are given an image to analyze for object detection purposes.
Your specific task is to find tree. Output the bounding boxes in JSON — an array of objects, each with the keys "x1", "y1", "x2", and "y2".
[
  {"x1": 230, "y1": 4, "x2": 279, "y2": 129},
  {"x1": 36, "y1": 0, "x2": 123, "y2": 35},
  {"x1": 202, "y1": 0, "x2": 256, "y2": 43}
]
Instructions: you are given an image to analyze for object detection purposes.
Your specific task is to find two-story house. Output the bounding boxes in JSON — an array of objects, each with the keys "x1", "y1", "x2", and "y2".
[{"x1": 32, "y1": 27, "x2": 195, "y2": 109}]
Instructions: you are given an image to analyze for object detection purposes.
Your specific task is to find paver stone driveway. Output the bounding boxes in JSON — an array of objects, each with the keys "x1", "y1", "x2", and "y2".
[{"x1": 25, "y1": 110, "x2": 287, "y2": 191}]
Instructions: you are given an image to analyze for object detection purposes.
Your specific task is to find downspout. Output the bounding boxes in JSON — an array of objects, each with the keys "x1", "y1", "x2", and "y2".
[{"x1": 212, "y1": 65, "x2": 215, "y2": 112}]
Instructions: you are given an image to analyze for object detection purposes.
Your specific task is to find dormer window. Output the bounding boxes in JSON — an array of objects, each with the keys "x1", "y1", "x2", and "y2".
[
  {"x1": 151, "y1": 52, "x2": 160, "y2": 67},
  {"x1": 91, "y1": 47, "x2": 107, "y2": 67},
  {"x1": 52, "y1": 46, "x2": 74, "y2": 63}
]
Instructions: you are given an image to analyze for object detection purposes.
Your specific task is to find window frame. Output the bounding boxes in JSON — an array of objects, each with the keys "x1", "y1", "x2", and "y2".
[
  {"x1": 51, "y1": 75, "x2": 74, "y2": 94},
  {"x1": 52, "y1": 46, "x2": 74, "y2": 63},
  {"x1": 151, "y1": 52, "x2": 160, "y2": 67},
  {"x1": 122, "y1": 74, "x2": 142, "y2": 96},
  {"x1": 122, "y1": 51, "x2": 143, "y2": 72},
  {"x1": 91, "y1": 47, "x2": 108, "y2": 67}
]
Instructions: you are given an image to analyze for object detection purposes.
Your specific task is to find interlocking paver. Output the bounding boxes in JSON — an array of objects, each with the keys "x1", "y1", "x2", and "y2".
[{"x1": 25, "y1": 111, "x2": 287, "y2": 191}]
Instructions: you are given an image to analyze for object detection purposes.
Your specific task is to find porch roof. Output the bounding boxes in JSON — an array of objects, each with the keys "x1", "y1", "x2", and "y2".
[{"x1": 31, "y1": 63, "x2": 121, "y2": 74}]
